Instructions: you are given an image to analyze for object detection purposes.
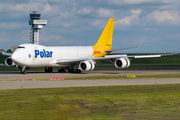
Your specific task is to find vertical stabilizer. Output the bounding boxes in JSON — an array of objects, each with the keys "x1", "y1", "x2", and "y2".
[{"x1": 94, "y1": 18, "x2": 114, "y2": 46}]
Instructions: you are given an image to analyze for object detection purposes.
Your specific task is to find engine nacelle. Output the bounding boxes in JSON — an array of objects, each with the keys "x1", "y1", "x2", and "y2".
[
  {"x1": 114, "y1": 58, "x2": 130, "y2": 69},
  {"x1": 79, "y1": 60, "x2": 95, "y2": 71},
  {"x1": 5, "y1": 57, "x2": 16, "y2": 66}
]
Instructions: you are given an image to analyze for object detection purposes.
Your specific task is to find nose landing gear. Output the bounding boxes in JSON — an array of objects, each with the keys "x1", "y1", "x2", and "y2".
[{"x1": 21, "y1": 66, "x2": 26, "y2": 74}]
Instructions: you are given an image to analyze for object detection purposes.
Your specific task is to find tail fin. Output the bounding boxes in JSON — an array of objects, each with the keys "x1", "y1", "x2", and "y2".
[{"x1": 94, "y1": 18, "x2": 114, "y2": 46}]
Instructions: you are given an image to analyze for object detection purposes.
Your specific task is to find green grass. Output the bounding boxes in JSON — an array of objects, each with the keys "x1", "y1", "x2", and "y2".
[
  {"x1": 0, "y1": 56, "x2": 6, "y2": 64},
  {"x1": 131, "y1": 56, "x2": 180, "y2": 64},
  {"x1": 0, "y1": 84, "x2": 180, "y2": 119},
  {"x1": 95, "y1": 64, "x2": 180, "y2": 70}
]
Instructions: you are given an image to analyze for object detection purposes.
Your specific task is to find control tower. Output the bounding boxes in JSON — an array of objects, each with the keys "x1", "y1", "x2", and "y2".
[{"x1": 29, "y1": 10, "x2": 47, "y2": 44}]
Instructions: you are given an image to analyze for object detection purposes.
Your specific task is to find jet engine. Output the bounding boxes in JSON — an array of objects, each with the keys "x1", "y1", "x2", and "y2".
[
  {"x1": 5, "y1": 57, "x2": 16, "y2": 66},
  {"x1": 79, "y1": 60, "x2": 95, "y2": 71},
  {"x1": 5, "y1": 57, "x2": 30, "y2": 72},
  {"x1": 114, "y1": 58, "x2": 130, "y2": 69}
]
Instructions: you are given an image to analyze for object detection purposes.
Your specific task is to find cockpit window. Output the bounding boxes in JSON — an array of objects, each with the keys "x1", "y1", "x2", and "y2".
[{"x1": 17, "y1": 46, "x2": 25, "y2": 49}]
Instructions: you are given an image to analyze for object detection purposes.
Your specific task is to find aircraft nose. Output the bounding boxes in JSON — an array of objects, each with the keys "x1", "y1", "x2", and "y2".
[{"x1": 11, "y1": 52, "x2": 19, "y2": 63}]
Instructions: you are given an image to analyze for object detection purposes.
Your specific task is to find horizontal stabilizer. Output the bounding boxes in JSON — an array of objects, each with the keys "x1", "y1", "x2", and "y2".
[{"x1": 105, "y1": 46, "x2": 139, "y2": 52}]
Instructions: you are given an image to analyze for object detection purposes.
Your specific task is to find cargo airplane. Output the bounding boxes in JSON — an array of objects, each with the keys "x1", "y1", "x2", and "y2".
[{"x1": 2, "y1": 18, "x2": 162, "y2": 74}]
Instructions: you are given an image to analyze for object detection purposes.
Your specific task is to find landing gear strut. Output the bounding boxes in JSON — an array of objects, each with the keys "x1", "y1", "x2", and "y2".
[
  {"x1": 58, "y1": 67, "x2": 66, "y2": 73},
  {"x1": 21, "y1": 66, "x2": 26, "y2": 74}
]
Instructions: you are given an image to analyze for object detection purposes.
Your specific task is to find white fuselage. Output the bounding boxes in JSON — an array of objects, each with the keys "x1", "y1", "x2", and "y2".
[{"x1": 11, "y1": 44, "x2": 93, "y2": 67}]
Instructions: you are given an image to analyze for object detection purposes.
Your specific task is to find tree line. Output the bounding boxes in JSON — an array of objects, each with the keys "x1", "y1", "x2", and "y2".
[{"x1": 0, "y1": 46, "x2": 18, "y2": 54}]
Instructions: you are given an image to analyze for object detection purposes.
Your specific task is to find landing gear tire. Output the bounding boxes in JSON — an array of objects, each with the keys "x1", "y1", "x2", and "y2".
[
  {"x1": 67, "y1": 67, "x2": 81, "y2": 73},
  {"x1": 21, "y1": 71, "x2": 26, "y2": 74},
  {"x1": 74, "y1": 69, "x2": 81, "y2": 73},
  {"x1": 21, "y1": 66, "x2": 26, "y2": 74},
  {"x1": 45, "y1": 67, "x2": 53, "y2": 73},
  {"x1": 58, "y1": 68, "x2": 66, "y2": 73},
  {"x1": 67, "y1": 67, "x2": 73, "y2": 73}
]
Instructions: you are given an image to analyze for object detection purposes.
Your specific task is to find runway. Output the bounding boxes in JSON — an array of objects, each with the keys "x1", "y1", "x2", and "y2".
[
  {"x1": 0, "y1": 70, "x2": 180, "y2": 90},
  {"x1": 1, "y1": 70, "x2": 180, "y2": 80},
  {"x1": 0, "y1": 79, "x2": 180, "y2": 90}
]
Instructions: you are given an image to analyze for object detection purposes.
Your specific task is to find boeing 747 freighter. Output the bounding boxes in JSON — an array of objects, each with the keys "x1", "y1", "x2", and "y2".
[{"x1": 2, "y1": 18, "x2": 162, "y2": 74}]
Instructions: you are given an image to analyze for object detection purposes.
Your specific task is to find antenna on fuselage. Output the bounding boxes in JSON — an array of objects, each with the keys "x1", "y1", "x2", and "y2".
[{"x1": 29, "y1": 10, "x2": 47, "y2": 44}]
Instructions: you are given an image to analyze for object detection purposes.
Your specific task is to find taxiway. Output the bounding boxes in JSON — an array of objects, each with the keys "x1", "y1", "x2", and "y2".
[
  {"x1": 0, "y1": 78, "x2": 179, "y2": 90},
  {"x1": 0, "y1": 70, "x2": 180, "y2": 90}
]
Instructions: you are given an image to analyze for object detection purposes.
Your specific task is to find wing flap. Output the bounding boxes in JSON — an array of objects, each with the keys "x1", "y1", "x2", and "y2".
[{"x1": 134, "y1": 55, "x2": 161, "y2": 58}]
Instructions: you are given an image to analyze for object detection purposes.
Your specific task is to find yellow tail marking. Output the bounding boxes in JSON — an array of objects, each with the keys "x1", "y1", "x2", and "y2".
[
  {"x1": 94, "y1": 18, "x2": 114, "y2": 46},
  {"x1": 92, "y1": 46, "x2": 112, "y2": 58},
  {"x1": 92, "y1": 18, "x2": 114, "y2": 58}
]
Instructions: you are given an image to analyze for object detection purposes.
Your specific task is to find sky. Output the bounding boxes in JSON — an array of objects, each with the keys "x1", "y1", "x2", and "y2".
[{"x1": 1, "y1": 0, "x2": 180, "y2": 53}]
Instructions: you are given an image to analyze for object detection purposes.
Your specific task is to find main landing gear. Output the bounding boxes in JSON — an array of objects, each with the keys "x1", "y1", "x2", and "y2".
[
  {"x1": 58, "y1": 68, "x2": 66, "y2": 73},
  {"x1": 58, "y1": 67, "x2": 81, "y2": 73},
  {"x1": 20, "y1": 66, "x2": 81, "y2": 74},
  {"x1": 45, "y1": 67, "x2": 53, "y2": 73},
  {"x1": 67, "y1": 67, "x2": 81, "y2": 73}
]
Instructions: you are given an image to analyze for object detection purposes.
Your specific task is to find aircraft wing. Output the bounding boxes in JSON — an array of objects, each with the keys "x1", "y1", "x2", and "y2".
[
  {"x1": 55, "y1": 54, "x2": 164, "y2": 64},
  {"x1": 1, "y1": 51, "x2": 12, "y2": 57},
  {"x1": 93, "y1": 54, "x2": 161, "y2": 60},
  {"x1": 93, "y1": 53, "x2": 173, "y2": 60}
]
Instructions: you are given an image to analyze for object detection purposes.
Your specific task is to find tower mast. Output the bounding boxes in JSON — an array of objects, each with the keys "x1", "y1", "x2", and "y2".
[{"x1": 29, "y1": 10, "x2": 47, "y2": 44}]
